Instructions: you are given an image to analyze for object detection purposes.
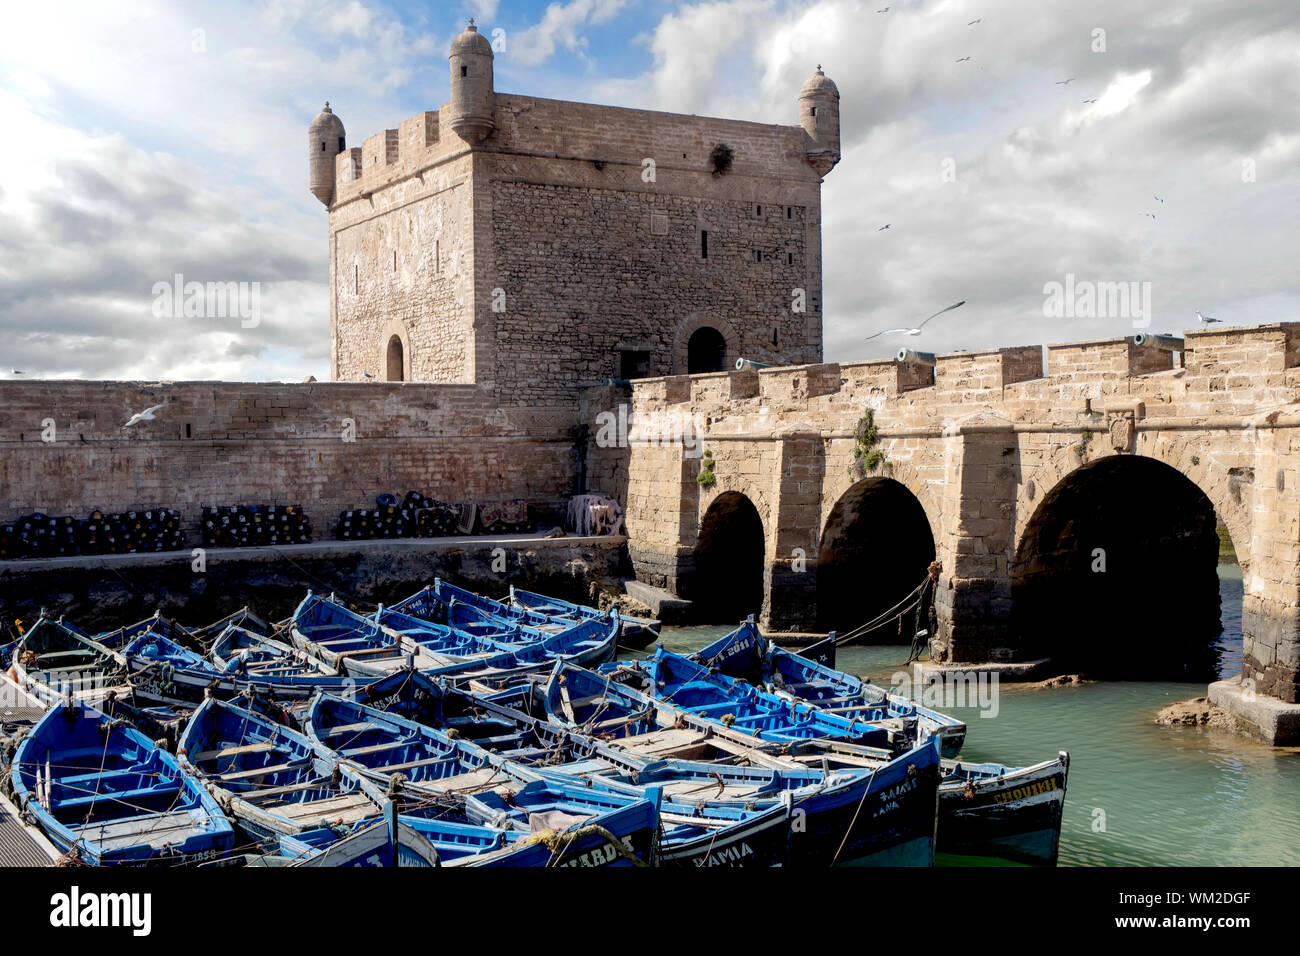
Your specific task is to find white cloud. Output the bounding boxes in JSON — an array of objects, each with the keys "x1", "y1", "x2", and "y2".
[
  {"x1": 1, "y1": 0, "x2": 1297, "y2": 382},
  {"x1": 512, "y1": 0, "x2": 629, "y2": 67}
]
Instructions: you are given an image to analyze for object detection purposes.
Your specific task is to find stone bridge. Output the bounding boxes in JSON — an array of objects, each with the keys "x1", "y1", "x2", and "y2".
[{"x1": 583, "y1": 324, "x2": 1300, "y2": 743}]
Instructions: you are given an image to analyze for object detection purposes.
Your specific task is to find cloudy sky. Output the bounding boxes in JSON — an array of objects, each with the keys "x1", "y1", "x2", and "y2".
[{"x1": 1, "y1": 0, "x2": 1296, "y2": 380}]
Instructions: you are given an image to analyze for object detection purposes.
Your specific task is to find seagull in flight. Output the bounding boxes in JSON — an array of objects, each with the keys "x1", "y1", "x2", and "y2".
[
  {"x1": 877, "y1": 6, "x2": 889, "y2": 11},
  {"x1": 1140, "y1": 212, "x2": 1156, "y2": 219},
  {"x1": 123, "y1": 403, "x2": 166, "y2": 428},
  {"x1": 362, "y1": 370, "x2": 375, "y2": 379},
  {"x1": 877, "y1": 223, "x2": 891, "y2": 231},
  {"x1": 1056, "y1": 78, "x2": 1075, "y2": 85},
  {"x1": 1082, "y1": 98, "x2": 1097, "y2": 104},
  {"x1": 1154, "y1": 195, "x2": 1165, "y2": 203},
  {"x1": 865, "y1": 300, "x2": 966, "y2": 341},
  {"x1": 9, "y1": 369, "x2": 23, "y2": 375},
  {"x1": 956, "y1": 56, "x2": 972, "y2": 63},
  {"x1": 968, "y1": 18, "x2": 981, "y2": 25},
  {"x1": 1196, "y1": 310, "x2": 1222, "y2": 325}
]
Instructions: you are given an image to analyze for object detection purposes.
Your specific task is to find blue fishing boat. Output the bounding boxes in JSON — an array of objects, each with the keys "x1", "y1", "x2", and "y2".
[
  {"x1": 395, "y1": 578, "x2": 643, "y2": 654},
  {"x1": 273, "y1": 806, "x2": 446, "y2": 867},
  {"x1": 510, "y1": 585, "x2": 660, "y2": 650},
  {"x1": 538, "y1": 661, "x2": 941, "y2": 865},
  {"x1": 770, "y1": 735, "x2": 1070, "y2": 866},
  {"x1": 305, "y1": 692, "x2": 502, "y2": 794},
  {"x1": 936, "y1": 752, "x2": 1069, "y2": 865},
  {"x1": 92, "y1": 611, "x2": 192, "y2": 651},
  {"x1": 178, "y1": 696, "x2": 384, "y2": 838},
  {"x1": 288, "y1": 592, "x2": 487, "y2": 677},
  {"x1": 208, "y1": 623, "x2": 338, "y2": 678},
  {"x1": 126, "y1": 626, "x2": 357, "y2": 707},
  {"x1": 9, "y1": 699, "x2": 235, "y2": 865},
  {"x1": 534, "y1": 757, "x2": 809, "y2": 867},
  {"x1": 391, "y1": 578, "x2": 543, "y2": 628},
  {"x1": 378, "y1": 601, "x2": 619, "y2": 670},
  {"x1": 6, "y1": 616, "x2": 130, "y2": 706},
  {"x1": 692, "y1": 620, "x2": 967, "y2": 757},
  {"x1": 433, "y1": 782, "x2": 661, "y2": 867},
  {"x1": 304, "y1": 693, "x2": 663, "y2": 866},
  {"x1": 595, "y1": 648, "x2": 904, "y2": 747}
]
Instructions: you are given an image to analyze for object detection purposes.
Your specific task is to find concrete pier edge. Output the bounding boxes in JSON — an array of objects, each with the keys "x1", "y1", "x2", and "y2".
[{"x1": 1208, "y1": 678, "x2": 1300, "y2": 745}]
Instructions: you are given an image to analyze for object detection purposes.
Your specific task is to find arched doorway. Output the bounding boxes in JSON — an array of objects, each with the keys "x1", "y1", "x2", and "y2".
[
  {"x1": 1012, "y1": 456, "x2": 1224, "y2": 679},
  {"x1": 688, "y1": 492, "x2": 765, "y2": 623},
  {"x1": 687, "y1": 326, "x2": 727, "y2": 374},
  {"x1": 386, "y1": 335, "x2": 404, "y2": 381},
  {"x1": 817, "y1": 478, "x2": 936, "y2": 637}
]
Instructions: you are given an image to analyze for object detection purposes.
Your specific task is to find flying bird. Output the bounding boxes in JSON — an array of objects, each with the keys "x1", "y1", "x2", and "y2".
[
  {"x1": 123, "y1": 404, "x2": 166, "y2": 428},
  {"x1": 1056, "y1": 78, "x2": 1075, "y2": 85},
  {"x1": 968, "y1": 19, "x2": 981, "y2": 25},
  {"x1": 878, "y1": 223, "x2": 891, "y2": 231},
  {"x1": 1140, "y1": 212, "x2": 1156, "y2": 219},
  {"x1": 1082, "y1": 98, "x2": 1097, "y2": 104},
  {"x1": 362, "y1": 370, "x2": 375, "y2": 379},
  {"x1": 10, "y1": 369, "x2": 23, "y2": 375},
  {"x1": 1154, "y1": 195, "x2": 1165, "y2": 203},
  {"x1": 865, "y1": 300, "x2": 966, "y2": 341},
  {"x1": 956, "y1": 56, "x2": 972, "y2": 63},
  {"x1": 1196, "y1": 310, "x2": 1222, "y2": 325},
  {"x1": 877, "y1": 6, "x2": 889, "y2": 11}
]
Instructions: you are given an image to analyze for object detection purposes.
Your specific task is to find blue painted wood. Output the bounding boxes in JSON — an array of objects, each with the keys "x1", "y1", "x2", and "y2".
[
  {"x1": 693, "y1": 621, "x2": 968, "y2": 756},
  {"x1": 10, "y1": 699, "x2": 234, "y2": 865}
]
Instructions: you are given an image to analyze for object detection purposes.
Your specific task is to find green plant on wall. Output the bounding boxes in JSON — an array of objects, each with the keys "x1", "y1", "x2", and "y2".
[
  {"x1": 697, "y1": 449, "x2": 717, "y2": 488},
  {"x1": 848, "y1": 408, "x2": 885, "y2": 480},
  {"x1": 1073, "y1": 429, "x2": 1094, "y2": 457}
]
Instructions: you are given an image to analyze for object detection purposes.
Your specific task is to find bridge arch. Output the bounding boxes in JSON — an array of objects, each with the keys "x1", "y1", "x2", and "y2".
[
  {"x1": 685, "y1": 489, "x2": 766, "y2": 623},
  {"x1": 817, "y1": 474, "x2": 937, "y2": 636},
  {"x1": 1011, "y1": 445, "x2": 1243, "y2": 679}
]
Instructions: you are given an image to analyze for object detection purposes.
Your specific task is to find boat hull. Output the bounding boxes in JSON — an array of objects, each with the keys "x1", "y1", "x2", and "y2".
[
  {"x1": 661, "y1": 803, "x2": 791, "y2": 868},
  {"x1": 937, "y1": 753, "x2": 1069, "y2": 865},
  {"x1": 446, "y1": 798, "x2": 659, "y2": 868},
  {"x1": 787, "y1": 741, "x2": 941, "y2": 868}
]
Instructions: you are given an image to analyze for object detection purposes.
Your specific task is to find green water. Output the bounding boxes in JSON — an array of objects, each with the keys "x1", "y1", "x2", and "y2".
[{"x1": 628, "y1": 564, "x2": 1300, "y2": 867}]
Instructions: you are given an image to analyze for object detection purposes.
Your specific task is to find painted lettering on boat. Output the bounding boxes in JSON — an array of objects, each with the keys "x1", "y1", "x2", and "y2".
[
  {"x1": 363, "y1": 688, "x2": 433, "y2": 711},
  {"x1": 991, "y1": 778, "x2": 1057, "y2": 804},
  {"x1": 49, "y1": 886, "x2": 152, "y2": 937},
  {"x1": 696, "y1": 841, "x2": 755, "y2": 867},
  {"x1": 714, "y1": 636, "x2": 757, "y2": 663},
  {"x1": 555, "y1": 835, "x2": 638, "y2": 867},
  {"x1": 872, "y1": 776, "x2": 918, "y2": 818}
]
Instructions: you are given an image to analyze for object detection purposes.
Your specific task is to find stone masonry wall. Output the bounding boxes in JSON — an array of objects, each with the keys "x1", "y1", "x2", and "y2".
[
  {"x1": 486, "y1": 180, "x2": 812, "y2": 404},
  {"x1": 0, "y1": 381, "x2": 579, "y2": 543}
]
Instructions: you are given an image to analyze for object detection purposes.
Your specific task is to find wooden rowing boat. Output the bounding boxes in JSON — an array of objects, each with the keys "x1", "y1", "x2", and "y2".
[
  {"x1": 693, "y1": 620, "x2": 967, "y2": 757},
  {"x1": 9, "y1": 698, "x2": 234, "y2": 865},
  {"x1": 177, "y1": 696, "x2": 384, "y2": 838}
]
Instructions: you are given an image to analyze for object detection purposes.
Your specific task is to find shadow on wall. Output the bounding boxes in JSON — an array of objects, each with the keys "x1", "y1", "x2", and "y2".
[
  {"x1": 816, "y1": 477, "x2": 936, "y2": 638},
  {"x1": 682, "y1": 491, "x2": 765, "y2": 623}
]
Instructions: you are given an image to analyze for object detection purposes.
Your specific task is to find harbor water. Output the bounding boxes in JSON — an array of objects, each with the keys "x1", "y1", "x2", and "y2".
[{"x1": 632, "y1": 564, "x2": 1300, "y2": 867}]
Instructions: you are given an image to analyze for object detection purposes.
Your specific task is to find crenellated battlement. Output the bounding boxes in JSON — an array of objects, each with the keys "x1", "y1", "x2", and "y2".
[
  {"x1": 331, "y1": 109, "x2": 454, "y2": 207},
  {"x1": 620, "y1": 325, "x2": 1300, "y2": 427}
]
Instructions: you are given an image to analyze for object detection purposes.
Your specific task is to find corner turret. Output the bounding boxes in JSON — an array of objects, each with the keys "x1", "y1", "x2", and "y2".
[
  {"x1": 449, "y1": 19, "x2": 495, "y2": 145},
  {"x1": 799, "y1": 66, "x2": 840, "y2": 177},
  {"x1": 308, "y1": 102, "x2": 346, "y2": 207}
]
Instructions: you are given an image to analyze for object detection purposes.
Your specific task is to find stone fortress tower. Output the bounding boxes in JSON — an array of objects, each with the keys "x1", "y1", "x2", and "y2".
[{"x1": 312, "y1": 20, "x2": 840, "y2": 404}]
